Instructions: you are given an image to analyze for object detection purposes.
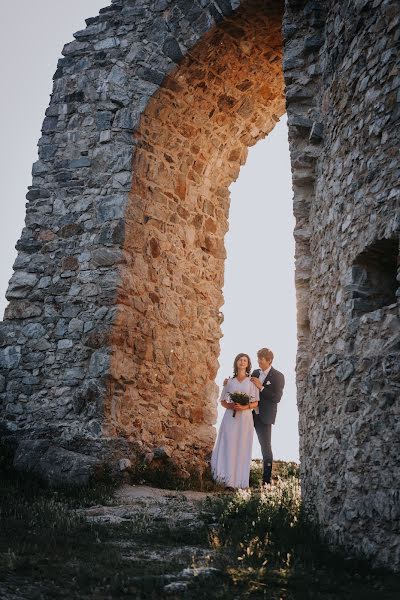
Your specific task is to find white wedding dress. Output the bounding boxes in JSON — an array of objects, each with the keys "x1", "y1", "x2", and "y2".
[{"x1": 211, "y1": 377, "x2": 259, "y2": 489}]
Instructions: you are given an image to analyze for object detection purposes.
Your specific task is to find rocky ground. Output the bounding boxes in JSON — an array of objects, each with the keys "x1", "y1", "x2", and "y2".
[
  {"x1": 77, "y1": 484, "x2": 221, "y2": 596},
  {"x1": 1, "y1": 462, "x2": 399, "y2": 599},
  {"x1": 0, "y1": 481, "x2": 229, "y2": 599}
]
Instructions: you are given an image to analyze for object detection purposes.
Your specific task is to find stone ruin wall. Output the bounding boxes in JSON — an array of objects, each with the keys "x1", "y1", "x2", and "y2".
[
  {"x1": 285, "y1": 0, "x2": 400, "y2": 569},
  {"x1": 0, "y1": 0, "x2": 286, "y2": 478},
  {"x1": 110, "y1": 0, "x2": 285, "y2": 476},
  {"x1": 0, "y1": 0, "x2": 398, "y2": 571}
]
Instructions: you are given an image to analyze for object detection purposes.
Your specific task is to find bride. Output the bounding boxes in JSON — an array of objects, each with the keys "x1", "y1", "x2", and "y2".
[{"x1": 211, "y1": 353, "x2": 259, "y2": 489}]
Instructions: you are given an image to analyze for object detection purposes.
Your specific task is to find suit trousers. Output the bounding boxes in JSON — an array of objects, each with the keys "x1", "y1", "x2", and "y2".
[{"x1": 253, "y1": 413, "x2": 273, "y2": 483}]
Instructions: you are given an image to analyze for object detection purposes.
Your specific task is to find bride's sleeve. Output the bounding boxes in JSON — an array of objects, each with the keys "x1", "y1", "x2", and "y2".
[
  {"x1": 251, "y1": 382, "x2": 260, "y2": 402},
  {"x1": 219, "y1": 380, "x2": 231, "y2": 402}
]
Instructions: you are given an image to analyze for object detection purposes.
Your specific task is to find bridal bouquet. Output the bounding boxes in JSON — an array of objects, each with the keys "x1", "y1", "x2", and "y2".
[{"x1": 229, "y1": 392, "x2": 250, "y2": 418}]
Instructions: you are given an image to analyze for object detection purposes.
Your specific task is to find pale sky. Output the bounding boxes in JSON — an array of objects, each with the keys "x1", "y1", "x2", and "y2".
[{"x1": 0, "y1": 1, "x2": 299, "y2": 462}]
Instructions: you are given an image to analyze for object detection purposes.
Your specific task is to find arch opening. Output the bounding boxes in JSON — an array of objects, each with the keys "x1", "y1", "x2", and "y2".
[{"x1": 218, "y1": 118, "x2": 298, "y2": 463}]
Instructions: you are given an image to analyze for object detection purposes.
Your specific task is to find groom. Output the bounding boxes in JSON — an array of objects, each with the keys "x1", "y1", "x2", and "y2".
[{"x1": 250, "y1": 348, "x2": 285, "y2": 485}]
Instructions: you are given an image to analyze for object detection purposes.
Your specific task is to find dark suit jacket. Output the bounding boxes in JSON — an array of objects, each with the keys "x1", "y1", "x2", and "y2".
[{"x1": 252, "y1": 366, "x2": 285, "y2": 425}]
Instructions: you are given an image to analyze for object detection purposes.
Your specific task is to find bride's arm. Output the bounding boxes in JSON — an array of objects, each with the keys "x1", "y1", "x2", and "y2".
[
  {"x1": 220, "y1": 380, "x2": 234, "y2": 409},
  {"x1": 247, "y1": 382, "x2": 260, "y2": 410}
]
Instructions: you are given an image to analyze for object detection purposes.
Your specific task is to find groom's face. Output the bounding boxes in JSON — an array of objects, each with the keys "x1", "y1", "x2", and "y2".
[{"x1": 258, "y1": 356, "x2": 272, "y2": 371}]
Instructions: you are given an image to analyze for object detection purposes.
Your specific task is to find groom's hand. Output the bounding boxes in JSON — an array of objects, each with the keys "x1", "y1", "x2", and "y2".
[{"x1": 251, "y1": 377, "x2": 263, "y2": 390}]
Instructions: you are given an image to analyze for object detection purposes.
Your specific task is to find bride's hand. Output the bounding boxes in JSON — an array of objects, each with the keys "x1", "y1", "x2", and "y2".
[
  {"x1": 233, "y1": 403, "x2": 246, "y2": 411},
  {"x1": 222, "y1": 400, "x2": 234, "y2": 410}
]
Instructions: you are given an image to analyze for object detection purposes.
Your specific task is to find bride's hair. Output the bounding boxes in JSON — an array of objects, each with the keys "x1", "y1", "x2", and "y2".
[{"x1": 233, "y1": 353, "x2": 252, "y2": 376}]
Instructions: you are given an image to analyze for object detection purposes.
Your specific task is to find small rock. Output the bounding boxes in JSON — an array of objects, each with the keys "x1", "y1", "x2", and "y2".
[
  {"x1": 22, "y1": 323, "x2": 46, "y2": 339},
  {"x1": 91, "y1": 248, "x2": 125, "y2": 267},
  {"x1": 335, "y1": 361, "x2": 354, "y2": 382},
  {"x1": 94, "y1": 37, "x2": 120, "y2": 51},
  {"x1": 163, "y1": 38, "x2": 183, "y2": 62},
  {"x1": 13, "y1": 440, "x2": 103, "y2": 486},
  {"x1": 118, "y1": 458, "x2": 132, "y2": 471},
  {"x1": 323, "y1": 353, "x2": 337, "y2": 368},
  {"x1": 382, "y1": 353, "x2": 400, "y2": 382},
  {"x1": 88, "y1": 348, "x2": 110, "y2": 377},
  {"x1": 153, "y1": 446, "x2": 172, "y2": 459},
  {"x1": 163, "y1": 582, "x2": 189, "y2": 594},
  {"x1": 145, "y1": 452, "x2": 154, "y2": 464},
  {"x1": 4, "y1": 301, "x2": 42, "y2": 320},
  {"x1": 57, "y1": 339, "x2": 73, "y2": 350},
  {"x1": 6, "y1": 271, "x2": 38, "y2": 298},
  {"x1": 68, "y1": 157, "x2": 91, "y2": 169},
  {"x1": 309, "y1": 121, "x2": 323, "y2": 142},
  {"x1": 180, "y1": 567, "x2": 221, "y2": 579},
  {"x1": 0, "y1": 346, "x2": 21, "y2": 369}
]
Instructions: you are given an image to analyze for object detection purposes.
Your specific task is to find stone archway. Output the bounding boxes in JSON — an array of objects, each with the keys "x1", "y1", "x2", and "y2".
[
  {"x1": 0, "y1": 0, "x2": 399, "y2": 570},
  {"x1": 108, "y1": 0, "x2": 285, "y2": 474}
]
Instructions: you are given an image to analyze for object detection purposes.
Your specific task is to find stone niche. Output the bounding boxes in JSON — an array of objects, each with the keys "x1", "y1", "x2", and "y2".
[
  {"x1": 0, "y1": 0, "x2": 399, "y2": 572},
  {"x1": 346, "y1": 237, "x2": 399, "y2": 315}
]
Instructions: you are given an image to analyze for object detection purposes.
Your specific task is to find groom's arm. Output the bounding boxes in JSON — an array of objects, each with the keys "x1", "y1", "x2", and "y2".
[{"x1": 270, "y1": 371, "x2": 285, "y2": 404}]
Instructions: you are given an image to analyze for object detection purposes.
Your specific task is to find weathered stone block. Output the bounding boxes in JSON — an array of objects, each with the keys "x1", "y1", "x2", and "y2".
[
  {"x1": 0, "y1": 346, "x2": 21, "y2": 370},
  {"x1": 91, "y1": 248, "x2": 125, "y2": 267},
  {"x1": 162, "y1": 38, "x2": 183, "y2": 62},
  {"x1": 88, "y1": 348, "x2": 111, "y2": 377},
  {"x1": 57, "y1": 339, "x2": 73, "y2": 350},
  {"x1": 13, "y1": 439, "x2": 104, "y2": 486},
  {"x1": 22, "y1": 323, "x2": 46, "y2": 339},
  {"x1": 68, "y1": 157, "x2": 91, "y2": 169},
  {"x1": 382, "y1": 353, "x2": 400, "y2": 382}
]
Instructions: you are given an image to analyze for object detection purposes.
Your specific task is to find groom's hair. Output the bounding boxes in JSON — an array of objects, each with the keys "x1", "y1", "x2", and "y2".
[{"x1": 257, "y1": 348, "x2": 274, "y2": 363}]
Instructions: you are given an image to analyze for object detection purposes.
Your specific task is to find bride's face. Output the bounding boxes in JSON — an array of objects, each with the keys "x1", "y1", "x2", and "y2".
[{"x1": 236, "y1": 356, "x2": 249, "y2": 371}]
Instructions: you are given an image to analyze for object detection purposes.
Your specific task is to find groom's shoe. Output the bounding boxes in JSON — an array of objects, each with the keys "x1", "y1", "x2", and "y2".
[{"x1": 263, "y1": 462, "x2": 272, "y2": 485}]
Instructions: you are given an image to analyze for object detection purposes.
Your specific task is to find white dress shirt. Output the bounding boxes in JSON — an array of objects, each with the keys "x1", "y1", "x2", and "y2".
[
  {"x1": 253, "y1": 366, "x2": 272, "y2": 415},
  {"x1": 259, "y1": 366, "x2": 272, "y2": 389}
]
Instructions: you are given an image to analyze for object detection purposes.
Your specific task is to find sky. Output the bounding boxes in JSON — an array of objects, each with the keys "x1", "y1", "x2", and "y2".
[
  {"x1": 0, "y1": 1, "x2": 299, "y2": 462},
  {"x1": 219, "y1": 121, "x2": 298, "y2": 462}
]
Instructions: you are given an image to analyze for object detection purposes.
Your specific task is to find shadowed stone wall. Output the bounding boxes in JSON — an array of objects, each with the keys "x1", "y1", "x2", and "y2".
[
  {"x1": 0, "y1": 0, "x2": 398, "y2": 570},
  {"x1": 284, "y1": 0, "x2": 400, "y2": 570}
]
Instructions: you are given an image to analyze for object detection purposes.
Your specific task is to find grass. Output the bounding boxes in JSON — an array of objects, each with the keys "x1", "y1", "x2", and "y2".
[
  {"x1": 205, "y1": 465, "x2": 400, "y2": 599},
  {"x1": 249, "y1": 459, "x2": 300, "y2": 488},
  {"x1": 129, "y1": 458, "x2": 226, "y2": 493},
  {"x1": 0, "y1": 458, "x2": 217, "y2": 599},
  {"x1": 0, "y1": 449, "x2": 399, "y2": 599}
]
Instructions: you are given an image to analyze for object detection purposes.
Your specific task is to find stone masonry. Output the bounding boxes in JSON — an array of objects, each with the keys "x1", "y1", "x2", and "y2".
[
  {"x1": 0, "y1": 0, "x2": 399, "y2": 571},
  {"x1": 284, "y1": 0, "x2": 400, "y2": 571}
]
